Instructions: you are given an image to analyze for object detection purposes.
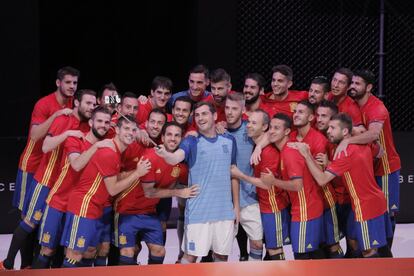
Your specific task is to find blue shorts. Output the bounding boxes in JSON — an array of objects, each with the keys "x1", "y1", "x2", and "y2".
[
  {"x1": 116, "y1": 214, "x2": 163, "y2": 248},
  {"x1": 323, "y1": 205, "x2": 341, "y2": 245},
  {"x1": 13, "y1": 169, "x2": 35, "y2": 211},
  {"x1": 38, "y1": 205, "x2": 66, "y2": 249},
  {"x1": 291, "y1": 215, "x2": 324, "y2": 253},
  {"x1": 376, "y1": 170, "x2": 400, "y2": 213},
  {"x1": 261, "y1": 208, "x2": 290, "y2": 249},
  {"x1": 156, "y1": 198, "x2": 172, "y2": 222},
  {"x1": 348, "y1": 212, "x2": 393, "y2": 251},
  {"x1": 97, "y1": 206, "x2": 112, "y2": 243},
  {"x1": 336, "y1": 203, "x2": 352, "y2": 239},
  {"x1": 61, "y1": 212, "x2": 103, "y2": 252},
  {"x1": 22, "y1": 180, "x2": 50, "y2": 225}
]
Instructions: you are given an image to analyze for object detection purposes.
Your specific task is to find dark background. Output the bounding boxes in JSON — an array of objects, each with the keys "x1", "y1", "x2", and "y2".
[{"x1": 1, "y1": 0, "x2": 413, "y2": 233}]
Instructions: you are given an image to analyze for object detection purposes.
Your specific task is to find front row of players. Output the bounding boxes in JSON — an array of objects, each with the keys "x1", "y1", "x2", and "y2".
[{"x1": 2, "y1": 87, "x2": 393, "y2": 269}]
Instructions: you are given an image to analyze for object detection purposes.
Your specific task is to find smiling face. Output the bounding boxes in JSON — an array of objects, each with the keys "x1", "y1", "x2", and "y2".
[
  {"x1": 308, "y1": 83, "x2": 326, "y2": 105},
  {"x1": 246, "y1": 111, "x2": 267, "y2": 139},
  {"x1": 225, "y1": 98, "x2": 244, "y2": 126},
  {"x1": 119, "y1": 97, "x2": 139, "y2": 117},
  {"x1": 172, "y1": 100, "x2": 192, "y2": 125},
  {"x1": 77, "y1": 94, "x2": 97, "y2": 121},
  {"x1": 162, "y1": 125, "x2": 183, "y2": 152},
  {"x1": 116, "y1": 120, "x2": 138, "y2": 146},
  {"x1": 90, "y1": 111, "x2": 111, "y2": 139},
  {"x1": 316, "y1": 106, "x2": 334, "y2": 132},
  {"x1": 194, "y1": 104, "x2": 216, "y2": 133},
  {"x1": 211, "y1": 80, "x2": 231, "y2": 105},
  {"x1": 243, "y1": 78, "x2": 261, "y2": 104},
  {"x1": 271, "y1": 72, "x2": 292, "y2": 97},
  {"x1": 188, "y1": 73, "x2": 209, "y2": 97},
  {"x1": 151, "y1": 87, "x2": 172, "y2": 108},
  {"x1": 57, "y1": 74, "x2": 78, "y2": 98},
  {"x1": 146, "y1": 112, "x2": 166, "y2": 140},
  {"x1": 293, "y1": 103, "x2": 313, "y2": 128},
  {"x1": 268, "y1": 118, "x2": 290, "y2": 144}
]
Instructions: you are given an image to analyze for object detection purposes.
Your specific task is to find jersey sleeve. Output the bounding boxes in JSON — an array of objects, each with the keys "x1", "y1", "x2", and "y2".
[
  {"x1": 179, "y1": 135, "x2": 197, "y2": 165},
  {"x1": 259, "y1": 147, "x2": 279, "y2": 175},
  {"x1": 366, "y1": 103, "x2": 388, "y2": 125},
  {"x1": 31, "y1": 98, "x2": 52, "y2": 125},
  {"x1": 284, "y1": 149, "x2": 304, "y2": 179},
  {"x1": 47, "y1": 115, "x2": 68, "y2": 137},
  {"x1": 326, "y1": 150, "x2": 352, "y2": 177},
  {"x1": 95, "y1": 149, "x2": 120, "y2": 178},
  {"x1": 348, "y1": 103, "x2": 363, "y2": 126},
  {"x1": 64, "y1": 136, "x2": 82, "y2": 155}
]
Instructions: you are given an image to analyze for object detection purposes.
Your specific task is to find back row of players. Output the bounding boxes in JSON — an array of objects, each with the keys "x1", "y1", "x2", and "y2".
[{"x1": 1, "y1": 64, "x2": 400, "y2": 269}]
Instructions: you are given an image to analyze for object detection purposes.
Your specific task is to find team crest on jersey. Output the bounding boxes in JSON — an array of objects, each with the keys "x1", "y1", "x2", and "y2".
[
  {"x1": 284, "y1": 237, "x2": 290, "y2": 243},
  {"x1": 42, "y1": 232, "x2": 51, "y2": 244},
  {"x1": 156, "y1": 168, "x2": 162, "y2": 174},
  {"x1": 119, "y1": 234, "x2": 127, "y2": 245},
  {"x1": 77, "y1": 236, "x2": 85, "y2": 248},
  {"x1": 290, "y1": 102, "x2": 297, "y2": 113},
  {"x1": 34, "y1": 210, "x2": 43, "y2": 221},
  {"x1": 171, "y1": 167, "x2": 181, "y2": 178},
  {"x1": 222, "y1": 144, "x2": 229, "y2": 153}
]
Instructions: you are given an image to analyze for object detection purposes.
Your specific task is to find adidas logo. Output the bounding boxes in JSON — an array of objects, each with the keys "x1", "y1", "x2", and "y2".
[
  {"x1": 391, "y1": 204, "x2": 398, "y2": 210},
  {"x1": 372, "y1": 240, "x2": 379, "y2": 246},
  {"x1": 307, "y1": 244, "x2": 313, "y2": 249},
  {"x1": 285, "y1": 237, "x2": 290, "y2": 243},
  {"x1": 156, "y1": 169, "x2": 161, "y2": 174}
]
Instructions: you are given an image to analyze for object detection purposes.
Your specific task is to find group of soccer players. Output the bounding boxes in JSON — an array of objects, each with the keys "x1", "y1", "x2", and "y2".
[{"x1": 0, "y1": 63, "x2": 400, "y2": 269}]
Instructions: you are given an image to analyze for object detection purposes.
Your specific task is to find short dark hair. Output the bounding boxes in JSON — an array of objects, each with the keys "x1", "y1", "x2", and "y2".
[
  {"x1": 318, "y1": 100, "x2": 338, "y2": 115},
  {"x1": 353, "y1": 69, "x2": 375, "y2": 85},
  {"x1": 298, "y1": 99, "x2": 316, "y2": 114},
  {"x1": 189, "y1": 64, "x2": 209, "y2": 79},
  {"x1": 92, "y1": 106, "x2": 112, "y2": 119},
  {"x1": 194, "y1": 101, "x2": 216, "y2": 114},
  {"x1": 122, "y1": 91, "x2": 138, "y2": 101},
  {"x1": 227, "y1": 92, "x2": 245, "y2": 102},
  {"x1": 173, "y1": 96, "x2": 193, "y2": 110},
  {"x1": 151, "y1": 76, "x2": 173, "y2": 91},
  {"x1": 161, "y1": 121, "x2": 183, "y2": 136},
  {"x1": 99, "y1": 82, "x2": 117, "y2": 98},
  {"x1": 244, "y1": 73, "x2": 266, "y2": 90},
  {"x1": 57, "y1": 66, "x2": 80, "y2": 80},
  {"x1": 331, "y1": 113, "x2": 353, "y2": 134},
  {"x1": 148, "y1": 108, "x2": 167, "y2": 122},
  {"x1": 272, "y1": 65, "x2": 293, "y2": 81},
  {"x1": 117, "y1": 114, "x2": 136, "y2": 127},
  {"x1": 75, "y1": 89, "x2": 97, "y2": 102},
  {"x1": 311, "y1": 76, "x2": 330, "y2": 93},
  {"x1": 210, "y1": 68, "x2": 231, "y2": 83},
  {"x1": 273, "y1": 112, "x2": 292, "y2": 129},
  {"x1": 334, "y1": 67, "x2": 353, "y2": 85}
]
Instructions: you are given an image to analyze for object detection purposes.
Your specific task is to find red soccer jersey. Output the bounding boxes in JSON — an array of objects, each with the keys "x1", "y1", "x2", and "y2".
[
  {"x1": 259, "y1": 90, "x2": 308, "y2": 118},
  {"x1": 360, "y1": 95, "x2": 401, "y2": 176},
  {"x1": 327, "y1": 142, "x2": 351, "y2": 205},
  {"x1": 115, "y1": 148, "x2": 187, "y2": 215},
  {"x1": 279, "y1": 144, "x2": 324, "y2": 222},
  {"x1": 326, "y1": 144, "x2": 387, "y2": 221},
  {"x1": 47, "y1": 136, "x2": 92, "y2": 212},
  {"x1": 328, "y1": 93, "x2": 363, "y2": 126},
  {"x1": 253, "y1": 145, "x2": 289, "y2": 213},
  {"x1": 290, "y1": 128, "x2": 337, "y2": 209},
  {"x1": 67, "y1": 145, "x2": 122, "y2": 219},
  {"x1": 34, "y1": 114, "x2": 90, "y2": 188},
  {"x1": 18, "y1": 93, "x2": 73, "y2": 173},
  {"x1": 136, "y1": 100, "x2": 154, "y2": 125}
]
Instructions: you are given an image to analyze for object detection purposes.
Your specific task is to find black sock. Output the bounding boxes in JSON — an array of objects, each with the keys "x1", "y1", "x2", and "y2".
[
  {"x1": 236, "y1": 224, "x2": 248, "y2": 259},
  {"x1": 32, "y1": 253, "x2": 52, "y2": 269},
  {"x1": 80, "y1": 258, "x2": 95, "y2": 267},
  {"x1": 329, "y1": 247, "x2": 345, "y2": 259},
  {"x1": 348, "y1": 249, "x2": 363, "y2": 258},
  {"x1": 107, "y1": 243, "x2": 120, "y2": 266},
  {"x1": 294, "y1": 252, "x2": 311, "y2": 260},
  {"x1": 200, "y1": 250, "x2": 213, "y2": 262},
  {"x1": 162, "y1": 231, "x2": 167, "y2": 246},
  {"x1": 378, "y1": 245, "x2": 393, "y2": 258},
  {"x1": 3, "y1": 223, "x2": 33, "y2": 269},
  {"x1": 268, "y1": 252, "x2": 285, "y2": 260},
  {"x1": 118, "y1": 255, "x2": 135, "y2": 265},
  {"x1": 20, "y1": 230, "x2": 36, "y2": 268},
  {"x1": 148, "y1": 254, "x2": 164, "y2": 265},
  {"x1": 50, "y1": 245, "x2": 64, "y2": 268},
  {"x1": 310, "y1": 248, "x2": 327, "y2": 259}
]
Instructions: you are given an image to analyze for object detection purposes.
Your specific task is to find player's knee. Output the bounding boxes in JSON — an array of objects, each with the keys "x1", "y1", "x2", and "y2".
[
  {"x1": 83, "y1": 247, "x2": 97, "y2": 259},
  {"x1": 250, "y1": 239, "x2": 263, "y2": 250},
  {"x1": 40, "y1": 246, "x2": 55, "y2": 256},
  {"x1": 148, "y1": 244, "x2": 165, "y2": 257},
  {"x1": 120, "y1": 247, "x2": 135, "y2": 258},
  {"x1": 23, "y1": 218, "x2": 35, "y2": 229},
  {"x1": 98, "y1": 242, "x2": 110, "y2": 256}
]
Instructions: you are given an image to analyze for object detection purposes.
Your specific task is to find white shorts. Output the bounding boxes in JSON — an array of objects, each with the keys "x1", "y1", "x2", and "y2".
[
  {"x1": 182, "y1": 220, "x2": 236, "y2": 257},
  {"x1": 240, "y1": 203, "x2": 263, "y2": 241}
]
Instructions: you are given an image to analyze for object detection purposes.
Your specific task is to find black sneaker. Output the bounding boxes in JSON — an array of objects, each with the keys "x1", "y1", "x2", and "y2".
[{"x1": 239, "y1": 255, "x2": 249, "y2": 262}]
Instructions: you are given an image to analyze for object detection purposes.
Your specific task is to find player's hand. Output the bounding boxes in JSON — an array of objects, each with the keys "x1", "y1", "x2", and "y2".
[
  {"x1": 260, "y1": 168, "x2": 276, "y2": 189},
  {"x1": 334, "y1": 138, "x2": 349, "y2": 160},
  {"x1": 138, "y1": 129, "x2": 152, "y2": 146},
  {"x1": 315, "y1": 152, "x2": 329, "y2": 167},
  {"x1": 250, "y1": 145, "x2": 262, "y2": 166},
  {"x1": 215, "y1": 121, "x2": 227, "y2": 135},
  {"x1": 95, "y1": 139, "x2": 115, "y2": 150},
  {"x1": 136, "y1": 157, "x2": 151, "y2": 177},
  {"x1": 179, "y1": 185, "x2": 199, "y2": 198},
  {"x1": 66, "y1": 130, "x2": 84, "y2": 139},
  {"x1": 288, "y1": 142, "x2": 311, "y2": 157},
  {"x1": 155, "y1": 144, "x2": 167, "y2": 157},
  {"x1": 55, "y1": 108, "x2": 73, "y2": 117},
  {"x1": 375, "y1": 141, "x2": 385, "y2": 159},
  {"x1": 230, "y1": 165, "x2": 242, "y2": 179},
  {"x1": 137, "y1": 95, "x2": 148, "y2": 104}
]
